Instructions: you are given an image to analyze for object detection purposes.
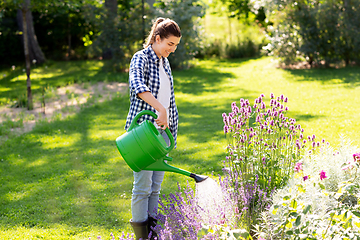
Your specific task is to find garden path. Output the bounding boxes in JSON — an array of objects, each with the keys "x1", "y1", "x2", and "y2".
[{"x1": 0, "y1": 82, "x2": 128, "y2": 136}]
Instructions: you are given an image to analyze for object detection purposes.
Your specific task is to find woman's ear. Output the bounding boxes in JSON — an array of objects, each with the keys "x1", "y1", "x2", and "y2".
[{"x1": 155, "y1": 35, "x2": 161, "y2": 43}]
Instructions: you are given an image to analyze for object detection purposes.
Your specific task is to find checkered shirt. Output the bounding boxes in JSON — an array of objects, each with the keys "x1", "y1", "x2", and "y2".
[{"x1": 125, "y1": 45, "x2": 179, "y2": 147}]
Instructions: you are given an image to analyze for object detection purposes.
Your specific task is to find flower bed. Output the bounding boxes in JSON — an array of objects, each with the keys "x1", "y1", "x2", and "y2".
[{"x1": 96, "y1": 94, "x2": 360, "y2": 240}]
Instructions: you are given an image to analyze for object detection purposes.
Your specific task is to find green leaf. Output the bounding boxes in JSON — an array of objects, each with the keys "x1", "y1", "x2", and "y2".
[
  {"x1": 231, "y1": 229, "x2": 253, "y2": 240},
  {"x1": 289, "y1": 211, "x2": 298, "y2": 217},
  {"x1": 283, "y1": 195, "x2": 291, "y2": 200},
  {"x1": 352, "y1": 211, "x2": 360, "y2": 218},
  {"x1": 303, "y1": 205, "x2": 311, "y2": 214},
  {"x1": 291, "y1": 199, "x2": 298, "y2": 209},
  {"x1": 295, "y1": 215, "x2": 301, "y2": 226},
  {"x1": 318, "y1": 182, "x2": 325, "y2": 190}
]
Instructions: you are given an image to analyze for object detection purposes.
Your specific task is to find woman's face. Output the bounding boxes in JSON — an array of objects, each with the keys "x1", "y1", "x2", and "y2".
[{"x1": 154, "y1": 35, "x2": 181, "y2": 58}]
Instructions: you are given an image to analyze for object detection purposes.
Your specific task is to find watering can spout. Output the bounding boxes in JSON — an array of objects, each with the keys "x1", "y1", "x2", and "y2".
[
  {"x1": 189, "y1": 173, "x2": 209, "y2": 183},
  {"x1": 144, "y1": 156, "x2": 208, "y2": 183}
]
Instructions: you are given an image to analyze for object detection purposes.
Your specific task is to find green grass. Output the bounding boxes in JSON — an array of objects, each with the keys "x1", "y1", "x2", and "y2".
[{"x1": 1, "y1": 57, "x2": 360, "y2": 239}]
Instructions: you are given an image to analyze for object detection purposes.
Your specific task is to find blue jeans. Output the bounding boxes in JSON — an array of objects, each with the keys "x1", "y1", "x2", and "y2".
[{"x1": 131, "y1": 130, "x2": 170, "y2": 222}]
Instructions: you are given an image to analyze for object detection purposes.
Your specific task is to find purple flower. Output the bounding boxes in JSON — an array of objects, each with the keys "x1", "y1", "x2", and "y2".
[
  {"x1": 319, "y1": 170, "x2": 327, "y2": 180},
  {"x1": 294, "y1": 162, "x2": 303, "y2": 172},
  {"x1": 224, "y1": 125, "x2": 229, "y2": 133},
  {"x1": 303, "y1": 175, "x2": 309, "y2": 181}
]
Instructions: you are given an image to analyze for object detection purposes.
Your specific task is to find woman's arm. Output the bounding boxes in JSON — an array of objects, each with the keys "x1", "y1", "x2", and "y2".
[{"x1": 138, "y1": 91, "x2": 168, "y2": 129}]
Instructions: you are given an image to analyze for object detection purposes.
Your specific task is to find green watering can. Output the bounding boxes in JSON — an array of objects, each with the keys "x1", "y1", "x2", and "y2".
[{"x1": 116, "y1": 110, "x2": 208, "y2": 183}]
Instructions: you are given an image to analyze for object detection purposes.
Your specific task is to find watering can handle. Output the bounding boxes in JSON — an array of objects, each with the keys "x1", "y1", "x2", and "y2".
[{"x1": 128, "y1": 110, "x2": 175, "y2": 152}]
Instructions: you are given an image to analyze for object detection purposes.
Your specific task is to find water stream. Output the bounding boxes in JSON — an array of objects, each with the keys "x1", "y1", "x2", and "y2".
[{"x1": 195, "y1": 177, "x2": 235, "y2": 225}]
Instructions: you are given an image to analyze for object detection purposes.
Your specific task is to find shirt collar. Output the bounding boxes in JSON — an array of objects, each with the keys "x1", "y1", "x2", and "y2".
[{"x1": 148, "y1": 45, "x2": 161, "y2": 63}]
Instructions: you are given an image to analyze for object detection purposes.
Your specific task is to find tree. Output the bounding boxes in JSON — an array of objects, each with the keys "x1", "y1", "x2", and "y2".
[
  {"x1": 17, "y1": 7, "x2": 46, "y2": 64},
  {"x1": 102, "y1": 0, "x2": 118, "y2": 59},
  {"x1": 82, "y1": 0, "x2": 154, "y2": 71},
  {"x1": 1, "y1": 0, "x2": 48, "y2": 110},
  {"x1": 154, "y1": 0, "x2": 206, "y2": 69}
]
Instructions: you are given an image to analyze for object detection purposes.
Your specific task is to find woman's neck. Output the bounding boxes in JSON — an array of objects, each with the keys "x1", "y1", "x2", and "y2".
[{"x1": 152, "y1": 43, "x2": 162, "y2": 59}]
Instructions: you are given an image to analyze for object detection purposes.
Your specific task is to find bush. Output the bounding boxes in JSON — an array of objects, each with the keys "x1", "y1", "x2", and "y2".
[
  {"x1": 221, "y1": 93, "x2": 330, "y2": 233},
  {"x1": 225, "y1": 39, "x2": 260, "y2": 59},
  {"x1": 255, "y1": 140, "x2": 360, "y2": 239},
  {"x1": 197, "y1": 38, "x2": 262, "y2": 59},
  {"x1": 263, "y1": 0, "x2": 360, "y2": 67}
]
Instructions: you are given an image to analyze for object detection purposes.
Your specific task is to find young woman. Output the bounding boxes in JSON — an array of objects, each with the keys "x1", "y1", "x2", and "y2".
[{"x1": 125, "y1": 17, "x2": 181, "y2": 240}]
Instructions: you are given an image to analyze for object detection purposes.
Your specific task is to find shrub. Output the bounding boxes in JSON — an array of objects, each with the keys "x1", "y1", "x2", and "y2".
[
  {"x1": 197, "y1": 38, "x2": 262, "y2": 59},
  {"x1": 254, "y1": 140, "x2": 360, "y2": 239},
  {"x1": 263, "y1": 0, "x2": 360, "y2": 67},
  {"x1": 221, "y1": 93, "x2": 329, "y2": 232},
  {"x1": 222, "y1": 93, "x2": 326, "y2": 193}
]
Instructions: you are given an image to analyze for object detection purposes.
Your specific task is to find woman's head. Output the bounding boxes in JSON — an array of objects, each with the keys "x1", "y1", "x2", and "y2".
[{"x1": 144, "y1": 18, "x2": 181, "y2": 56}]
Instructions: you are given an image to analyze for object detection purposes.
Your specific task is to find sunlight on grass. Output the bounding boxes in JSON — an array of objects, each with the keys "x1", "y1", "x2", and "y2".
[
  {"x1": 40, "y1": 133, "x2": 81, "y2": 149},
  {"x1": 1, "y1": 57, "x2": 360, "y2": 239}
]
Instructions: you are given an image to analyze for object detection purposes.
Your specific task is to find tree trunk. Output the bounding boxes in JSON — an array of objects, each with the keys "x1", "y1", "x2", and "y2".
[
  {"x1": 17, "y1": 7, "x2": 46, "y2": 64},
  {"x1": 21, "y1": 0, "x2": 33, "y2": 110},
  {"x1": 102, "y1": 0, "x2": 118, "y2": 59},
  {"x1": 66, "y1": 20, "x2": 71, "y2": 60}
]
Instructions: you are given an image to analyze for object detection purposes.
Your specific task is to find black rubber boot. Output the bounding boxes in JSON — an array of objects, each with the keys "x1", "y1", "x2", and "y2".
[
  {"x1": 148, "y1": 216, "x2": 158, "y2": 240},
  {"x1": 130, "y1": 219, "x2": 149, "y2": 240}
]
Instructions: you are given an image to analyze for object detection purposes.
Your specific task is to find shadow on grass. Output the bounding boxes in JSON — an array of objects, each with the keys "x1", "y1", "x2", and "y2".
[
  {"x1": 0, "y1": 96, "x2": 132, "y2": 230},
  {"x1": 284, "y1": 66, "x2": 360, "y2": 87}
]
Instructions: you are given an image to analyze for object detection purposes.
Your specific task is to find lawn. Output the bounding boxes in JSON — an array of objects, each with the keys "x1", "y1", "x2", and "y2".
[{"x1": 0, "y1": 57, "x2": 360, "y2": 239}]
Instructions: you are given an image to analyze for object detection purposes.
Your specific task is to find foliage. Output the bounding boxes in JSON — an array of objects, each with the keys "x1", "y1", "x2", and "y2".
[
  {"x1": 255, "y1": 141, "x2": 360, "y2": 239},
  {"x1": 222, "y1": 93, "x2": 327, "y2": 193},
  {"x1": 82, "y1": 0, "x2": 153, "y2": 71},
  {"x1": 221, "y1": 0, "x2": 251, "y2": 18},
  {"x1": 221, "y1": 93, "x2": 330, "y2": 232},
  {"x1": 197, "y1": 38, "x2": 262, "y2": 59},
  {"x1": 156, "y1": 182, "x2": 218, "y2": 239},
  {"x1": 0, "y1": 8, "x2": 23, "y2": 65},
  {"x1": 154, "y1": 0, "x2": 206, "y2": 69},
  {"x1": 210, "y1": 0, "x2": 268, "y2": 26},
  {"x1": 32, "y1": 2, "x2": 94, "y2": 61},
  {"x1": 262, "y1": 0, "x2": 360, "y2": 66}
]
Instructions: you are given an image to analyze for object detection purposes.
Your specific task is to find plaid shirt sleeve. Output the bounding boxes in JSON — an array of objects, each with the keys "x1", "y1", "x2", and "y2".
[
  {"x1": 129, "y1": 51, "x2": 151, "y2": 97},
  {"x1": 125, "y1": 46, "x2": 179, "y2": 147}
]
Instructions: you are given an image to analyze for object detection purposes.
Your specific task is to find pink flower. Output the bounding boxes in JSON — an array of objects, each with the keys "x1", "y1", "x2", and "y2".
[
  {"x1": 319, "y1": 170, "x2": 327, "y2": 180},
  {"x1": 258, "y1": 238, "x2": 266, "y2": 240},
  {"x1": 342, "y1": 162, "x2": 354, "y2": 171},
  {"x1": 303, "y1": 175, "x2": 309, "y2": 181},
  {"x1": 294, "y1": 162, "x2": 303, "y2": 172},
  {"x1": 353, "y1": 152, "x2": 360, "y2": 162}
]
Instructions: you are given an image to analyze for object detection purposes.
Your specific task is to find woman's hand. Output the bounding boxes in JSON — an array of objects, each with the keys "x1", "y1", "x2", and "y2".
[
  {"x1": 156, "y1": 108, "x2": 168, "y2": 130},
  {"x1": 138, "y1": 91, "x2": 168, "y2": 129}
]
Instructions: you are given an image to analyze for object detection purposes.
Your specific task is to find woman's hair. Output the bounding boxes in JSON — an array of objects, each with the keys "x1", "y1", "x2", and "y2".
[{"x1": 143, "y1": 17, "x2": 181, "y2": 48}]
